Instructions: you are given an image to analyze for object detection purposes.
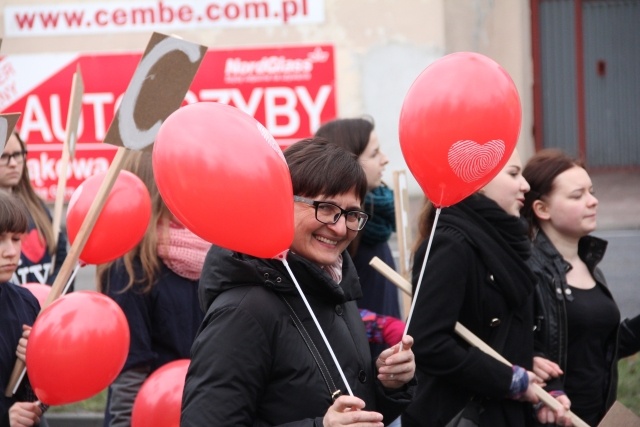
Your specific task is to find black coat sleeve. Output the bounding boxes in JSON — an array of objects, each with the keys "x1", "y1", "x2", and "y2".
[
  {"x1": 408, "y1": 230, "x2": 513, "y2": 399},
  {"x1": 618, "y1": 313, "x2": 640, "y2": 359}
]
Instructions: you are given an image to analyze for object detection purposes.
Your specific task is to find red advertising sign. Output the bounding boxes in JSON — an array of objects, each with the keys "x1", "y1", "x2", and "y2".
[{"x1": 0, "y1": 44, "x2": 336, "y2": 201}]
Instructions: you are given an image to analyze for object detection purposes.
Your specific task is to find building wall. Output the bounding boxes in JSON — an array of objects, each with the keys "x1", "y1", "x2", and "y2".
[{"x1": 0, "y1": 0, "x2": 534, "y2": 194}]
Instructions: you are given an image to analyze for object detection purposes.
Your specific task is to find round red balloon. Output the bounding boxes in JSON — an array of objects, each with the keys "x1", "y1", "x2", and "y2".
[
  {"x1": 67, "y1": 170, "x2": 152, "y2": 264},
  {"x1": 131, "y1": 359, "x2": 190, "y2": 427},
  {"x1": 153, "y1": 102, "x2": 294, "y2": 259},
  {"x1": 399, "y1": 52, "x2": 521, "y2": 207},
  {"x1": 21, "y1": 283, "x2": 50, "y2": 307},
  {"x1": 26, "y1": 291, "x2": 130, "y2": 405}
]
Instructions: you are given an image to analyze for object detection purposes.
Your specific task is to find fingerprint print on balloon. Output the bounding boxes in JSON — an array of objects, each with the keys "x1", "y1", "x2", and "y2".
[{"x1": 448, "y1": 140, "x2": 506, "y2": 183}]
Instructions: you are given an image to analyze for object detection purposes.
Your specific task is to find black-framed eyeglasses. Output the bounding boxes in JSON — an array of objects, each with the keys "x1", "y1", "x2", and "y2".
[
  {"x1": 294, "y1": 195, "x2": 368, "y2": 231},
  {"x1": 0, "y1": 151, "x2": 27, "y2": 166}
]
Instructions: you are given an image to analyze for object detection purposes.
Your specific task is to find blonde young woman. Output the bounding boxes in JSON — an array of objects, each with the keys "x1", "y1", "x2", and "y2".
[
  {"x1": 98, "y1": 150, "x2": 209, "y2": 427},
  {"x1": 0, "y1": 132, "x2": 67, "y2": 285}
]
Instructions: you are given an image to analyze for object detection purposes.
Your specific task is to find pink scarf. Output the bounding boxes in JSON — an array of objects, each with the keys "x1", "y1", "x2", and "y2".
[
  {"x1": 157, "y1": 219, "x2": 211, "y2": 280},
  {"x1": 320, "y1": 254, "x2": 343, "y2": 284}
]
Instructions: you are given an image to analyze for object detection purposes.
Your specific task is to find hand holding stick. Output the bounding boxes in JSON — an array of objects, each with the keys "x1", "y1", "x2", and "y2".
[{"x1": 368, "y1": 256, "x2": 589, "y2": 427}]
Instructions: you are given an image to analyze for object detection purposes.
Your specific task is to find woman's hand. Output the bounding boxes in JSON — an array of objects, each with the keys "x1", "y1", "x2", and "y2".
[
  {"x1": 8, "y1": 401, "x2": 42, "y2": 427},
  {"x1": 375, "y1": 335, "x2": 415, "y2": 389},
  {"x1": 533, "y1": 356, "x2": 563, "y2": 384},
  {"x1": 519, "y1": 371, "x2": 543, "y2": 403},
  {"x1": 535, "y1": 393, "x2": 572, "y2": 426},
  {"x1": 15, "y1": 325, "x2": 31, "y2": 363},
  {"x1": 322, "y1": 395, "x2": 383, "y2": 427}
]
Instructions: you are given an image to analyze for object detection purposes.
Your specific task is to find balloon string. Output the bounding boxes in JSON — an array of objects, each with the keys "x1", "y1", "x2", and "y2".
[
  {"x1": 280, "y1": 257, "x2": 354, "y2": 397},
  {"x1": 403, "y1": 207, "x2": 441, "y2": 337},
  {"x1": 62, "y1": 262, "x2": 81, "y2": 296},
  {"x1": 11, "y1": 367, "x2": 27, "y2": 395}
]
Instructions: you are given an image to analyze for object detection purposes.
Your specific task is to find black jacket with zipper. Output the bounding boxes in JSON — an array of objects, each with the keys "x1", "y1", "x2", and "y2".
[
  {"x1": 528, "y1": 231, "x2": 640, "y2": 423},
  {"x1": 181, "y1": 245, "x2": 414, "y2": 426}
]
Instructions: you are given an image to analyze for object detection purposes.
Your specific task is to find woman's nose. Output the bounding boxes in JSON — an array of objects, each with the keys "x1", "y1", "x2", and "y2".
[{"x1": 326, "y1": 215, "x2": 349, "y2": 235}]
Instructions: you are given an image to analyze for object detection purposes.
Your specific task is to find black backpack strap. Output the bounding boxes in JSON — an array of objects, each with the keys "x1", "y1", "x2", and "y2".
[{"x1": 278, "y1": 294, "x2": 342, "y2": 401}]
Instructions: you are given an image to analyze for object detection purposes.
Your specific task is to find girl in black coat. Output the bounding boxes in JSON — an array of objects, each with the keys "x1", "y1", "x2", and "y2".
[
  {"x1": 0, "y1": 191, "x2": 44, "y2": 427},
  {"x1": 522, "y1": 149, "x2": 640, "y2": 426},
  {"x1": 403, "y1": 150, "x2": 571, "y2": 427}
]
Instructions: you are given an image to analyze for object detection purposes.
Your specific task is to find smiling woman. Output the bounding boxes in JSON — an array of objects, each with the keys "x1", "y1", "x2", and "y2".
[{"x1": 181, "y1": 137, "x2": 416, "y2": 426}]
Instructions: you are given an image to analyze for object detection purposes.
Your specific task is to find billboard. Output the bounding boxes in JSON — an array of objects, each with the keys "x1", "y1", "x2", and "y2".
[
  {"x1": 4, "y1": 1, "x2": 324, "y2": 37},
  {"x1": 0, "y1": 44, "x2": 336, "y2": 201}
]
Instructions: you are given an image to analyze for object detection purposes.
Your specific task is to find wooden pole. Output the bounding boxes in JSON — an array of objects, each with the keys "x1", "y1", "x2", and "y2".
[
  {"x1": 49, "y1": 66, "x2": 84, "y2": 276},
  {"x1": 369, "y1": 257, "x2": 590, "y2": 427},
  {"x1": 392, "y1": 170, "x2": 413, "y2": 318}
]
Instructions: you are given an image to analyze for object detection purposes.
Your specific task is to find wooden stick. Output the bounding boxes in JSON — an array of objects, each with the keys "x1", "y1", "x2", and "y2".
[
  {"x1": 369, "y1": 257, "x2": 412, "y2": 296},
  {"x1": 392, "y1": 170, "x2": 413, "y2": 318},
  {"x1": 369, "y1": 257, "x2": 590, "y2": 427},
  {"x1": 50, "y1": 66, "x2": 84, "y2": 275},
  {"x1": 5, "y1": 147, "x2": 131, "y2": 397}
]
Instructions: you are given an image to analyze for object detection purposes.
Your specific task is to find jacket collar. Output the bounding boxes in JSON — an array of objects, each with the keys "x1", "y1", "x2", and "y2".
[
  {"x1": 533, "y1": 231, "x2": 609, "y2": 301},
  {"x1": 534, "y1": 230, "x2": 607, "y2": 274},
  {"x1": 199, "y1": 245, "x2": 363, "y2": 313}
]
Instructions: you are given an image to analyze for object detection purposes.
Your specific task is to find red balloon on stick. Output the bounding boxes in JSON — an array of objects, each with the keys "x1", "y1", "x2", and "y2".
[
  {"x1": 131, "y1": 359, "x2": 190, "y2": 427},
  {"x1": 153, "y1": 102, "x2": 294, "y2": 259},
  {"x1": 399, "y1": 52, "x2": 522, "y2": 207},
  {"x1": 26, "y1": 291, "x2": 130, "y2": 405},
  {"x1": 21, "y1": 283, "x2": 51, "y2": 307},
  {"x1": 66, "y1": 170, "x2": 152, "y2": 265}
]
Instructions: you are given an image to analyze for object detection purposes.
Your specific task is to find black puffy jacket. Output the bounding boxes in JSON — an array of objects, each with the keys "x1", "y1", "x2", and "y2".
[{"x1": 181, "y1": 246, "x2": 414, "y2": 426}]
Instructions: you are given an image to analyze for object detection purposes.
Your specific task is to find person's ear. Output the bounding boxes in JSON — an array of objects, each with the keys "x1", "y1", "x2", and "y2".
[{"x1": 532, "y1": 199, "x2": 550, "y2": 221}]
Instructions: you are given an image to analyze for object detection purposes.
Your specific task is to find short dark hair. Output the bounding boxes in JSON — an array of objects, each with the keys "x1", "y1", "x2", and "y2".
[
  {"x1": 0, "y1": 191, "x2": 28, "y2": 234},
  {"x1": 521, "y1": 148, "x2": 584, "y2": 236},
  {"x1": 314, "y1": 116, "x2": 374, "y2": 157},
  {"x1": 284, "y1": 137, "x2": 368, "y2": 203}
]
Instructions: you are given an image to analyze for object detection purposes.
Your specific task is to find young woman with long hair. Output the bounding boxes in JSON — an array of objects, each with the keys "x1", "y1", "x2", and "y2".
[{"x1": 0, "y1": 132, "x2": 67, "y2": 285}]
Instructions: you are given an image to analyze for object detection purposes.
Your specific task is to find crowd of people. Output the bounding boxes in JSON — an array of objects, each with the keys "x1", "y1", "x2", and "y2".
[{"x1": 1, "y1": 122, "x2": 639, "y2": 427}]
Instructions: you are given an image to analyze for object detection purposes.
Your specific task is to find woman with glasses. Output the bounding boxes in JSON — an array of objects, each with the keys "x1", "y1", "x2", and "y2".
[
  {"x1": 0, "y1": 132, "x2": 67, "y2": 286},
  {"x1": 182, "y1": 138, "x2": 416, "y2": 426}
]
